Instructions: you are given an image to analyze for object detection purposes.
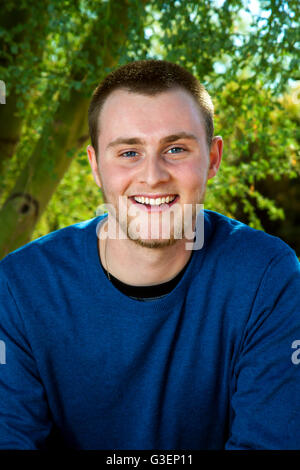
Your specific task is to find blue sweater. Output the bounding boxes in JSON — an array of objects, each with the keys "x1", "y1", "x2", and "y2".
[{"x1": 0, "y1": 210, "x2": 299, "y2": 450}]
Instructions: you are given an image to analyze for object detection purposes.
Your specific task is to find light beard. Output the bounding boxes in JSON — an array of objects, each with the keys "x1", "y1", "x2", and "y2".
[{"x1": 131, "y1": 237, "x2": 178, "y2": 249}]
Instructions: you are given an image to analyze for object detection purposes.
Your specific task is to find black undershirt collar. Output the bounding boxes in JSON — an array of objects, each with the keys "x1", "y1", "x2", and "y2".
[{"x1": 100, "y1": 252, "x2": 193, "y2": 301}]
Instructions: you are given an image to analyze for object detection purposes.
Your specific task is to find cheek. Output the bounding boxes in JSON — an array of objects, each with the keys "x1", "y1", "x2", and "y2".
[
  {"x1": 173, "y1": 160, "x2": 208, "y2": 193},
  {"x1": 100, "y1": 162, "x2": 132, "y2": 195}
]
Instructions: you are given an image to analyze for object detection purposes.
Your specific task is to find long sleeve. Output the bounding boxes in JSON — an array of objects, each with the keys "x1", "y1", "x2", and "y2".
[
  {"x1": 226, "y1": 250, "x2": 300, "y2": 449},
  {"x1": 0, "y1": 267, "x2": 53, "y2": 449}
]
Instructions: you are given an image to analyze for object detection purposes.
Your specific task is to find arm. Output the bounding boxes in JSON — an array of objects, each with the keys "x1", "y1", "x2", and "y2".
[
  {"x1": 0, "y1": 266, "x2": 53, "y2": 449},
  {"x1": 226, "y1": 250, "x2": 300, "y2": 450}
]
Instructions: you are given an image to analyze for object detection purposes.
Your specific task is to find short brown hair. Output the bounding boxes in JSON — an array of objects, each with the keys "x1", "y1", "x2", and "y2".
[{"x1": 88, "y1": 60, "x2": 214, "y2": 155}]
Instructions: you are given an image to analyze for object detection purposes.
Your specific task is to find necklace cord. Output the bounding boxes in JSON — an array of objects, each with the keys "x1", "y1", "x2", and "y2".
[{"x1": 104, "y1": 222, "x2": 111, "y2": 281}]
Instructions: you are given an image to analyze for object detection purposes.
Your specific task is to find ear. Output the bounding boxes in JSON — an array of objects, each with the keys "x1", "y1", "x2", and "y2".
[
  {"x1": 87, "y1": 144, "x2": 102, "y2": 188},
  {"x1": 207, "y1": 136, "x2": 223, "y2": 180}
]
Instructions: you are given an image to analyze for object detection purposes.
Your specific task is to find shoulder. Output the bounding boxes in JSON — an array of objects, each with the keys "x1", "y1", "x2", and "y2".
[
  {"x1": 202, "y1": 209, "x2": 298, "y2": 271},
  {"x1": 0, "y1": 216, "x2": 103, "y2": 282}
]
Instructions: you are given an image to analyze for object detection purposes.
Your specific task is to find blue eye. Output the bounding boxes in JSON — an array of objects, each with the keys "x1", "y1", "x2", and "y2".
[
  {"x1": 167, "y1": 147, "x2": 184, "y2": 154},
  {"x1": 121, "y1": 150, "x2": 138, "y2": 158}
]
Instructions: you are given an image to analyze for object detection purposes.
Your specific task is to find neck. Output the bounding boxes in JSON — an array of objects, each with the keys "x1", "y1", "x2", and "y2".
[{"x1": 99, "y1": 220, "x2": 193, "y2": 286}]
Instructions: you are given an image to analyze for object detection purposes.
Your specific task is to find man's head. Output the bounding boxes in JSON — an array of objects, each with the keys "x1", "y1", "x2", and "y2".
[{"x1": 87, "y1": 60, "x2": 222, "y2": 248}]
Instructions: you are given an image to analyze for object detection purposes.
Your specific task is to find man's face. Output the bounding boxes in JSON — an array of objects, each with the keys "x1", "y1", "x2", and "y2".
[{"x1": 88, "y1": 87, "x2": 222, "y2": 248}]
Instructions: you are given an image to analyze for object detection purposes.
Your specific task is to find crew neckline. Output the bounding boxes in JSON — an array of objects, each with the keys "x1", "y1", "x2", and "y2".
[{"x1": 100, "y1": 250, "x2": 194, "y2": 301}]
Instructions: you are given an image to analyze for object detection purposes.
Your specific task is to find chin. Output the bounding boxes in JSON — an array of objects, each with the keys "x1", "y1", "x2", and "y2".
[
  {"x1": 126, "y1": 219, "x2": 184, "y2": 247},
  {"x1": 130, "y1": 236, "x2": 179, "y2": 249}
]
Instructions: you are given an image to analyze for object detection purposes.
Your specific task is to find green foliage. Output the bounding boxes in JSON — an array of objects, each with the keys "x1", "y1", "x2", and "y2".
[{"x1": 206, "y1": 80, "x2": 299, "y2": 227}]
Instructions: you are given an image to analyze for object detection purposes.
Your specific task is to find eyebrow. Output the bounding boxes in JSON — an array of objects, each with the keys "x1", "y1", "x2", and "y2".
[{"x1": 106, "y1": 132, "x2": 199, "y2": 150}]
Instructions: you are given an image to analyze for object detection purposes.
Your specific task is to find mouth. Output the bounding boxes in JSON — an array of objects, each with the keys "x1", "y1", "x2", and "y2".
[{"x1": 129, "y1": 194, "x2": 179, "y2": 212}]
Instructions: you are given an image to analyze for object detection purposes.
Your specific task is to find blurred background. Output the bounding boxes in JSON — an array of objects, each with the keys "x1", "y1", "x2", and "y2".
[{"x1": 0, "y1": 0, "x2": 299, "y2": 260}]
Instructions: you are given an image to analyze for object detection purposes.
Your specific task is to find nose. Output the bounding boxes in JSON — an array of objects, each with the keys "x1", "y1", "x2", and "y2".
[{"x1": 137, "y1": 154, "x2": 170, "y2": 187}]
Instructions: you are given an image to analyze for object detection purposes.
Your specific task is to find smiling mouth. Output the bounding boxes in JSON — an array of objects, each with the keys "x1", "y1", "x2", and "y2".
[{"x1": 129, "y1": 194, "x2": 179, "y2": 210}]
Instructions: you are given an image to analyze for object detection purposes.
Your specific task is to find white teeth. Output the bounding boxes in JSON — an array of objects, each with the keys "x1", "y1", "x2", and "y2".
[{"x1": 133, "y1": 195, "x2": 176, "y2": 205}]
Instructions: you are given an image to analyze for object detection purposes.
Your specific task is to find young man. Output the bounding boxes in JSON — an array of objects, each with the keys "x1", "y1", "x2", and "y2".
[{"x1": 0, "y1": 60, "x2": 299, "y2": 450}]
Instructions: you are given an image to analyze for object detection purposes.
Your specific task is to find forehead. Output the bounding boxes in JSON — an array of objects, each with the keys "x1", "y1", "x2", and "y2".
[{"x1": 97, "y1": 87, "x2": 206, "y2": 144}]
